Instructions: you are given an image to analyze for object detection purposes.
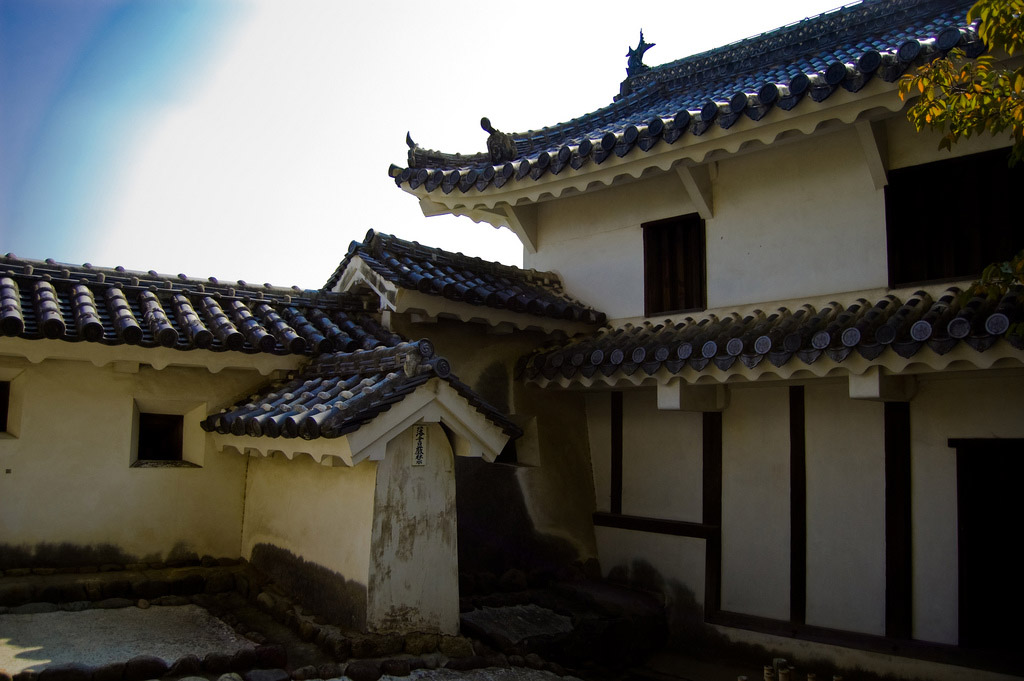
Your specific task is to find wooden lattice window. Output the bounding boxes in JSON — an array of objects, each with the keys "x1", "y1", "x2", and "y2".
[
  {"x1": 885, "y1": 148, "x2": 1024, "y2": 287},
  {"x1": 643, "y1": 214, "x2": 706, "y2": 316}
]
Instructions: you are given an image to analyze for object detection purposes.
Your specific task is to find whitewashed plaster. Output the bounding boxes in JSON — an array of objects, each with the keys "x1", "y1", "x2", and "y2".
[
  {"x1": 368, "y1": 423, "x2": 459, "y2": 633},
  {"x1": 720, "y1": 384, "x2": 791, "y2": 620},
  {"x1": 621, "y1": 388, "x2": 703, "y2": 523},
  {"x1": 0, "y1": 356, "x2": 258, "y2": 560},
  {"x1": 908, "y1": 369, "x2": 1024, "y2": 645},
  {"x1": 240, "y1": 451, "x2": 377, "y2": 589},
  {"x1": 804, "y1": 380, "x2": 886, "y2": 635}
]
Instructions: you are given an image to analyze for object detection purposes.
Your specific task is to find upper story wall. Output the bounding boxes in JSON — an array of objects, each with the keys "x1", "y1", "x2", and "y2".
[{"x1": 524, "y1": 116, "x2": 1013, "y2": 321}]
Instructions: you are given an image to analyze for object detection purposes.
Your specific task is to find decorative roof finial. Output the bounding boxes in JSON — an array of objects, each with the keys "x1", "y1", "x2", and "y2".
[
  {"x1": 481, "y1": 117, "x2": 518, "y2": 164},
  {"x1": 626, "y1": 30, "x2": 655, "y2": 77}
]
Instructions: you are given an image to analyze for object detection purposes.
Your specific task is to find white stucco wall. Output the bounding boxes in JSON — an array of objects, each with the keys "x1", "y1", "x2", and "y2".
[
  {"x1": 368, "y1": 423, "x2": 459, "y2": 634},
  {"x1": 0, "y1": 357, "x2": 256, "y2": 562},
  {"x1": 585, "y1": 392, "x2": 612, "y2": 513},
  {"x1": 527, "y1": 172, "x2": 696, "y2": 320},
  {"x1": 621, "y1": 389, "x2": 703, "y2": 522},
  {"x1": 721, "y1": 384, "x2": 790, "y2": 620},
  {"x1": 909, "y1": 369, "x2": 1024, "y2": 645},
  {"x1": 240, "y1": 451, "x2": 376, "y2": 590},
  {"x1": 708, "y1": 129, "x2": 886, "y2": 308},
  {"x1": 804, "y1": 381, "x2": 885, "y2": 635},
  {"x1": 596, "y1": 525, "x2": 707, "y2": 608},
  {"x1": 515, "y1": 119, "x2": 1013, "y2": 322}
]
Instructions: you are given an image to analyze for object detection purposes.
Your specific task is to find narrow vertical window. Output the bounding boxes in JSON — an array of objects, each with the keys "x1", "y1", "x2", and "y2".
[{"x1": 643, "y1": 214, "x2": 706, "y2": 315}]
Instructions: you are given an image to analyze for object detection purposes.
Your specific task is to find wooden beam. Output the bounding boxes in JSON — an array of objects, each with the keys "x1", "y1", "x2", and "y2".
[
  {"x1": 885, "y1": 401, "x2": 912, "y2": 639},
  {"x1": 500, "y1": 203, "x2": 539, "y2": 254},
  {"x1": 703, "y1": 411, "x2": 723, "y2": 612},
  {"x1": 856, "y1": 119, "x2": 889, "y2": 190},
  {"x1": 790, "y1": 385, "x2": 807, "y2": 625},
  {"x1": 675, "y1": 164, "x2": 714, "y2": 219},
  {"x1": 610, "y1": 391, "x2": 623, "y2": 514}
]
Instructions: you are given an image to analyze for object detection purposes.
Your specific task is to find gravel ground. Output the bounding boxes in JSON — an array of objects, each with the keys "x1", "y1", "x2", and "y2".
[{"x1": 0, "y1": 604, "x2": 254, "y2": 672}]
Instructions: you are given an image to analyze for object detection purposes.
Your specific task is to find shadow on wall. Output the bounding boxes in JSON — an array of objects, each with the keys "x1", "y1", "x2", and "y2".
[
  {"x1": 456, "y1": 359, "x2": 588, "y2": 581},
  {"x1": 0, "y1": 542, "x2": 202, "y2": 570},
  {"x1": 455, "y1": 456, "x2": 578, "y2": 579},
  {"x1": 249, "y1": 543, "x2": 367, "y2": 630},
  {"x1": 608, "y1": 559, "x2": 865, "y2": 678}
]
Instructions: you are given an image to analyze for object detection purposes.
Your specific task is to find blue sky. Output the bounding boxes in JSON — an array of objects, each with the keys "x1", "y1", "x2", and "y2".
[{"x1": 1, "y1": 0, "x2": 845, "y2": 289}]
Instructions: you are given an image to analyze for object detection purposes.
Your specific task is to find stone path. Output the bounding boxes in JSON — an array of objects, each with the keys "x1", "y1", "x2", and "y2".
[{"x1": 0, "y1": 605, "x2": 253, "y2": 672}]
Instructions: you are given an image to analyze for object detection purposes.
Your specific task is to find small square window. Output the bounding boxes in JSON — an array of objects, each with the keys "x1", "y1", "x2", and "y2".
[
  {"x1": 130, "y1": 400, "x2": 205, "y2": 468},
  {"x1": 137, "y1": 413, "x2": 183, "y2": 461},
  {"x1": 643, "y1": 214, "x2": 706, "y2": 316}
]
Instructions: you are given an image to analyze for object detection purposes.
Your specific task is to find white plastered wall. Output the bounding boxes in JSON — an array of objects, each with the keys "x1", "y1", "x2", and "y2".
[
  {"x1": 721, "y1": 384, "x2": 790, "y2": 620},
  {"x1": 527, "y1": 172, "x2": 695, "y2": 320},
  {"x1": 239, "y1": 451, "x2": 377, "y2": 591},
  {"x1": 804, "y1": 380, "x2": 885, "y2": 635},
  {"x1": 708, "y1": 129, "x2": 886, "y2": 309},
  {"x1": 0, "y1": 357, "x2": 257, "y2": 561},
  {"x1": 367, "y1": 422, "x2": 459, "y2": 634},
  {"x1": 524, "y1": 128, "x2": 889, "y2": 320},
  {"x1": 621, "y1": 388, "x2": 703, "y2": 522},
  {"x1": 909, "y1": 369, "x2": 1024, "y2": 645},
  {"x1": 596, "y1": 525, "x2": 707, "y2": 608}
]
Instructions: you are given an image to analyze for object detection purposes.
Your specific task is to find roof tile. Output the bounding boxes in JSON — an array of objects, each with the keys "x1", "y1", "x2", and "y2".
[
  {"x1": 395, "y1": 0, "x2": 979, "y2": 194},
  {"x1": 520, "y1": 287, "x2": 1024, "y2": 384},
  {"x1": 325, "y1": 230, "x2": 606, "y2": 325},
  {"x1": 0, "y1": 255, "x2": 381, "y2": 356},
  {"x1": 203, "y1": 339, "x2": 521, "y2": 440}
]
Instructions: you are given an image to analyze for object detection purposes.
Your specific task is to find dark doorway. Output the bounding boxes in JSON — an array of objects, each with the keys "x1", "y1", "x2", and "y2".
[{"x1": 953, "y1": 438, "x2": 1024, "y2": 652}]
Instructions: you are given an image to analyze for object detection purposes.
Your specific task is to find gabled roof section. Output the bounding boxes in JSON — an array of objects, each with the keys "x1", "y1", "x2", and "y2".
[
  {"x1": 204, "y1": 339, "x2": 521, "y2": 461},
  {"x1": 325, "y1": 230, "x2": 606, "y2": 330},
  {"x1": 520, "y1": 285, "x2": 1024, "y2": 388},
  {"x1": 0, "y1": 254, "x2": 391, "y2": 357},
  {"x1": 391, "y1": 0, "x2": 978, "y2": 197}
]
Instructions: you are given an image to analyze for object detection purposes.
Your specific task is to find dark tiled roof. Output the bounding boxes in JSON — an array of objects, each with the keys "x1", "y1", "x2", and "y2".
[
  {"x1": 325, "y1": 230, "x2": 606, "y2": 325},
  {"x1": 0, "y1": 255, "x2": 394, "y2": 355},
  {"x1": 518, "y1": 287, "x2": 1024, "y2": 383},
  {"x1": 391, "y1": 0, "x2": 979, "y2": 194},
  {"x1": 203, "y1": 339, "x2": 521, "y2": 439}
]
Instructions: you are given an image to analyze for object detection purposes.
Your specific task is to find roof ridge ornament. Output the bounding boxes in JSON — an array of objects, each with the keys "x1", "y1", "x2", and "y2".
[
  {"x1": 626, "y1": 30, "x2": 655, "y2": 77},
  {"x1": 481, "y1": 117, "x2": 519, "y2": 164}
]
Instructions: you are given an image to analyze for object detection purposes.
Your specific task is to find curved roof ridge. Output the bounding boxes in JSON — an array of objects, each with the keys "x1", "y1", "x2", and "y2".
[
  {"x1": 395, "y1": 0, "x2": 978, "y2": 191},
  {"x1": 1, "y1": 252, "x2": 341, "y2": 307}
]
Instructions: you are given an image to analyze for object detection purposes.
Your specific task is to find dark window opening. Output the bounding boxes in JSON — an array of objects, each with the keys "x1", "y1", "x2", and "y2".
[
  {"x1": 952, "y1": 438, "x2": 1024, "y2": 653},
  {"x1": 643, "y1": 214, "x2": 706, "y2": 315},
  {"x1": 886, "y1": 148, "x2": 1024, "y2": 287},
  {"x1": 137, "y1": 413, "x2": 183, "y2": 461},
  {"x1": 0, "y1": 382, "x2": 9, "y2": 433}
]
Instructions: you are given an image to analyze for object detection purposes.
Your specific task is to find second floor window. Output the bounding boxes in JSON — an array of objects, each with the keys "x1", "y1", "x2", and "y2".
[
  {"x1": 885, "y1": 147, "x2": 1024, "y2": 288},
  {"x1": 643, "y1": 213, "x2": 706, "y2": 316}
]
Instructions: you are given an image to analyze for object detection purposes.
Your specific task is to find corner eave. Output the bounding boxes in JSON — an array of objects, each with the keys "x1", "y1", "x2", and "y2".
[{"x1": 405, "y1": 83, "x2": 906, "y2": 225}]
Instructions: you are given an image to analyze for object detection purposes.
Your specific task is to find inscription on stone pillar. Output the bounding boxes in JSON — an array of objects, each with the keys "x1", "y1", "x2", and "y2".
[{"x1": 412, "y1": 425, "x2": 427, "y2": 466}]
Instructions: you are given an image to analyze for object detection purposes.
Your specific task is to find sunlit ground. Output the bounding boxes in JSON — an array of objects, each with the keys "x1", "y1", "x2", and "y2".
[{"x1": 0, "y1": 605, "x2": 251, "y2": 672}]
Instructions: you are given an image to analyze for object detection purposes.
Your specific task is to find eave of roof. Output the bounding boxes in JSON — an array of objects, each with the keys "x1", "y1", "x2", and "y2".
[
  {"x1": 519, "y1": 284, "x2": 1024, "y2": 389},
  {"x1": 324, "y1": 230, "x2": 606, "y2": 330},
  {"x1": 204, "y1": 339, "x2": 521, "y2": 453},
  {"x1": 390, "y1": 0, "x2": 979, "y2": 206},
  {"x1": 0, "y1": 254, "x2": 392, "y2": 358}
]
